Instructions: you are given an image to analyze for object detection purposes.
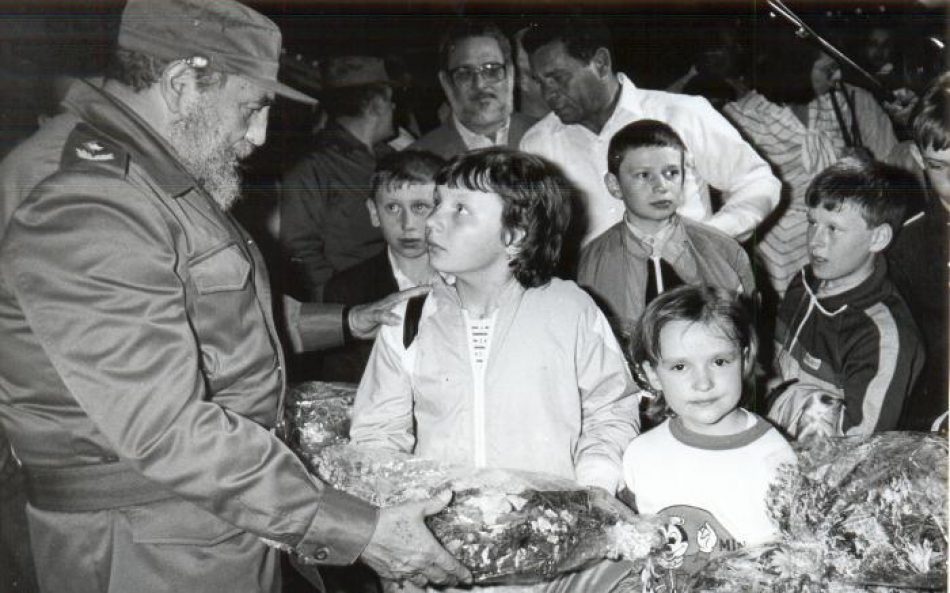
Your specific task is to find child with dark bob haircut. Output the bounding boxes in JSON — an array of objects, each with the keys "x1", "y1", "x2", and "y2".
[
  {"x1": 432, "y1": 146, "x2": 572, "y2": 288},
  {"x1": 623, "y1": 285, "x2": 795, "y2": 586},
  {"x1": 351, "y1": 147, "x2": 642, "y2": 591}
]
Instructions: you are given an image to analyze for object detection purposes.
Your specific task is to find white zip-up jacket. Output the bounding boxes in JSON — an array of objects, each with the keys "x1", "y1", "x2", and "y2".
[{"x1": 350, "y1": 276, "x2": 640, "y2": 493}]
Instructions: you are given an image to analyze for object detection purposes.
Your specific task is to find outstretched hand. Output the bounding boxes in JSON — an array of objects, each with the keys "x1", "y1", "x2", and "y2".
[
  {"x1": 360, "y1": 490, "x2": 472, "y2": 589},
  {"x1": 348, "y1": 285, "x2": 431, "y2": 340}
]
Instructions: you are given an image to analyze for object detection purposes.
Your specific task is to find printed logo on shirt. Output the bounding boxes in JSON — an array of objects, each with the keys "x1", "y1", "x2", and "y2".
[{"x1": 642, "y1": 505, "x2": 740, "y2": 593}]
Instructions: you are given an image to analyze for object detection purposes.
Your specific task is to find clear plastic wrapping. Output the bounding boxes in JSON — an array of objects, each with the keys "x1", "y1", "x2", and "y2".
[
  {"x1": 311, "y1": 444, "x2": 661, "y2": 585},
  {"x1": 687, "y1": 433, "x2": 948, "y2": 592}
]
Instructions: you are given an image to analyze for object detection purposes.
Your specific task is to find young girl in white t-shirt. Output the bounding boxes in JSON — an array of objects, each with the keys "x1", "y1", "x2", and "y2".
[{"x1": 622, "y1": 285, "x2": 796, "y2": 586}]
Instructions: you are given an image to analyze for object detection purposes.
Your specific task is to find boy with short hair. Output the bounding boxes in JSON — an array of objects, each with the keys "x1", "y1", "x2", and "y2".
[
  {"x1": 321, "y1": 150, "x2": 444, "y2": 382},
  {"x1": 886, "y1": 73, "x2": 950, "y2": 430},
  {"x1": 769, "y1": 157, "x2": 924, "y2": 437},
  {"x1": 578, "y1": 119, "x2": 755, "y2": 341}
]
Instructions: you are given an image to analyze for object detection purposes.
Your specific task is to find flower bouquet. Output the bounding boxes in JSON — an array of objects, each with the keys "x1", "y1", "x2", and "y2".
[
  {"x1": 687, "y1": 432, "x2": 948, "y2": 592},
  {"x1": 284, "y1": 381, "x2": 357, "y2": 454},
  {"x1": 310, "y1": 444, "x2": 661, "y2": 585}
]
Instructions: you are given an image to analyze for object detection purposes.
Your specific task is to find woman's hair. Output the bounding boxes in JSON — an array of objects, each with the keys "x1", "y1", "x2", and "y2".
[
  {"x1": 434, "y1": 147, "x2": 572, "y2": 288},
  {"x1": 628, "y1": 285, "x2": 757, "y2": 421}
]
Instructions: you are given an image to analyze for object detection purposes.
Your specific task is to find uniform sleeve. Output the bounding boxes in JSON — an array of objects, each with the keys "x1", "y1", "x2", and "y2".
[
  {"x1": 283, "y1": 296, "x2": 346, "y2": 353},
  {"x1": 0, "y1": 173, "x2": 377, "y2": 564},
  {"x1": 573, "y1": 302, "x2": 641, "y2": 493},
  {"x1": 280, "y1": 160, "x2": 333, "y2": 300},
  {"x1": 841, "y1": 305, "x2": 923, "y2": 434},
  {"x1": 349, "y1": 320, "x2": 416, "y2": 451},
  {"x1": 674, "y1": 96, "x2": 781, "y2": 241}
]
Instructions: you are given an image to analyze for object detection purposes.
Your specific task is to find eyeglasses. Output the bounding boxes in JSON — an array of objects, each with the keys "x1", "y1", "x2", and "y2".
[{"x1": 447, "y1": 62, "x2": 507, "y2": 87}]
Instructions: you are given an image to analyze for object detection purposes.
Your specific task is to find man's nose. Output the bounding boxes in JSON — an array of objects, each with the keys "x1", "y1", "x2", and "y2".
[
  {"x1": 246, "y1": 111, "x2": 268, "y2": 147},
  {"x1": 809, "y1": 226, "x2": 828, "y2": 248}
]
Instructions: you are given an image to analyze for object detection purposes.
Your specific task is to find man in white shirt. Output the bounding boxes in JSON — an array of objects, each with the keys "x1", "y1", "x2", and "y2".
[
  {"x1": 411, "y1": 19, "x2": 536, "y2": 159},
  {"x1": 520, "y1": 18, "x2": 780, "y2": 245}
]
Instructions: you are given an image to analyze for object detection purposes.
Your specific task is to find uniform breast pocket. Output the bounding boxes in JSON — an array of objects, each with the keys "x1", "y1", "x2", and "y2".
[{"x1": 190, "y1": 243, "x2": 251, "y2": 294}]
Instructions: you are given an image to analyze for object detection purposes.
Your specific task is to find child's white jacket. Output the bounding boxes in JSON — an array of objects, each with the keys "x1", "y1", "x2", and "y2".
[{"x1": 350, "y1": 276, "x2": 640, "y2": 493}]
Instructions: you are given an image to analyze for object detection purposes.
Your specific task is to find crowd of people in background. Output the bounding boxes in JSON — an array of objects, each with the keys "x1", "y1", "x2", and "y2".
[{"x1": 0, "y1": 2, "x2": 946, "y2": 593}]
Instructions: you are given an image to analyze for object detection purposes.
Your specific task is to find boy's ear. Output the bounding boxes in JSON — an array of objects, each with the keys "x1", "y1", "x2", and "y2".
[
  {"x1": 910, "y1": 143, "x2": 924, "y2": 171},
  {"x1": 365, "y1": 199, "x2": 381, "y2": 228},
  {"x1": 869, "y1": 222, "x2": 893, "y2": 253},
  {"x1": 604, "y1": 172, "x2": 624, "y2": 200}
]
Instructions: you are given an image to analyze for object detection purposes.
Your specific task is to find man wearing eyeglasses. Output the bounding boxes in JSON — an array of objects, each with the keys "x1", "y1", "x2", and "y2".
[{"x1": 411, "y1": 19, "x2": 537, "y2": 159}]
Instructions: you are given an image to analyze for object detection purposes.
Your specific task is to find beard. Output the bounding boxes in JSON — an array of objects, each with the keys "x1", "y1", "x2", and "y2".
[{"x1": 168, "y1": 91, "x2": 251, "y2": 211}]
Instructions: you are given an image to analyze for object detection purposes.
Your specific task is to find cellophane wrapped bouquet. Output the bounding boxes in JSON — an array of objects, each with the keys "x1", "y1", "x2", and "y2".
[
  {"x1": 284, "y1": 382, "x2": 662, "y2": 585},
  {"x1": 313, "y1": 444, "x2": 661, "y2": 585},
  {"x1": 688, "y1": 432, "x2": 948, "y2": 593}
]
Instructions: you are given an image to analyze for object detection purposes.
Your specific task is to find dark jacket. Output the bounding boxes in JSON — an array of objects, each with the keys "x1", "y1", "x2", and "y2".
[
  {"x1": 322, "y1": 248, "x2": 398, "y2": 382},
  {"x1": 409, "y1": 112, "x2": 537, "y2": 160},
  {"x1": 887, "y1": 198, "x2": 949, "y2": 429},
  {"x1": 280, "y1": 122, "x2": 392, "y2": 300},
  {"x1": 773, "y1": 264, "x2": 924, "y2": 434},
  {"x1": 0, "y1": 82, "x2": 376, "y2": 570}
]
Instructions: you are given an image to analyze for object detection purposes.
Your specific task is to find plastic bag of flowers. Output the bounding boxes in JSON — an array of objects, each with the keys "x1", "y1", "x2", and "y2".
[
  {"x1": 283, "y1": 381, "x2": 357, "y2": 455},
  {"x1": 685, "y1": 432, "x2": 947, "y2": 592},
  {"x1": 309, "y1": 444, "x2": 662, "y2": 585}
]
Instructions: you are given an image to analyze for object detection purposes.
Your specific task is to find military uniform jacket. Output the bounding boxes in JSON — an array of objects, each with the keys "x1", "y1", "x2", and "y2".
[{"x1": 0, "y1": 83, "x2": 376, "y2": 562}]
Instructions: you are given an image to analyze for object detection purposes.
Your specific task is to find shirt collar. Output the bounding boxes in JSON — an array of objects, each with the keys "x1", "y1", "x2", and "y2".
[
  {"x1": 387, "y1": 247, "x2": 438, "y2": 290},
  {"x1": 624, "y1": 212, "x2": 677, "y2": 257},
  {"x1": 69, "y1": 79, "x2": 198, "y2": 198},
  {"x1": 452, "y1": 113, "x2": 510, "y2": 150}
]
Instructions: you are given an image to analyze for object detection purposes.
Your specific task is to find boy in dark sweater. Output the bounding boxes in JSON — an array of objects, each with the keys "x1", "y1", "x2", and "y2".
[
  {"x1": 768, "y1": 158, "x2": 923, "y2": 437},
  {"x1": 321, "y1": 150, "x2": 443, "y2": 382}
]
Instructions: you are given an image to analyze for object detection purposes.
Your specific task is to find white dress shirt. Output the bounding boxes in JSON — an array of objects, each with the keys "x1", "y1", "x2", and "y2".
[{"x1": 520, "y1": 73, "x2": 780, "y2": 244}]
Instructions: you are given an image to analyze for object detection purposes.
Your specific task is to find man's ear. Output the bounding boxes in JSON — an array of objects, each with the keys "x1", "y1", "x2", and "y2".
[
  {"x1": 910, "y1": 143, "x2": 924, "y2": 170},
  {"x1": 437, "y1": 70, "x2": 453, "y2": 100},
  {"x1": 366, "y1": 198, "x2": 381, "y2": 228},
  {"x1": 604, "y1": 172, "x2": 624, "y2": 200},
  {"x1": 869, "y1": 222, "x2": 894, "y2": 253},
  {"x1": 591, "y1": 47, "x2": 613, "y2": 78},
  {"x1": 160, "y1": 61, "x2": 198, "y2": 115}
]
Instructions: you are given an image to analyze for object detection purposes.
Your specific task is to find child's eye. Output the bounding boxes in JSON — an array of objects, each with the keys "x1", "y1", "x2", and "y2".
[
  {"x1": 412, "y1": 203, "x2": 433, "y2": 214},
  {"x1": 455, "y1": 203, "x2": 468, "y2": 214},
  {"x1": 712, "y1": 357, "x2": 733, "y2": 367},
  {"x1": 663, "y1": 168, "x2": 682, "y2": 180},
  {"x1": 669, "y1": 363, "x2": 686, "y2": 372},
  {"x1": 634, "y1": 171, "x2": 650, "y2": 181},
  {"x1": 385, "y1": 204, "x2": 401, "y2": 214}
]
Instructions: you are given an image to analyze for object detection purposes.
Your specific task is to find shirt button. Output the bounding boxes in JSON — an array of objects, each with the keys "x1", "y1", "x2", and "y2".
[
  {"x1": 246, "y1": 238, "x2": 254, "y2": 245},
  {"x1": 314, "y1": 548, "x2": 329, "y2": 561}
]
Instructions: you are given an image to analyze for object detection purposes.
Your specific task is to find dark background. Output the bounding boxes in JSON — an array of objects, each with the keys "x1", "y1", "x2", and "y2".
[{"x1": 0, "y1": 0, "x2": 944, "y2": 156}]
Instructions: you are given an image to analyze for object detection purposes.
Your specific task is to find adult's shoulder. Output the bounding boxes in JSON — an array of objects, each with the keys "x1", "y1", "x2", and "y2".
[
  {"x1": 508, "y1": 112, "x2": 539, "y2": 144},
  {"x1": 519, "y1": 111, "x2": 563, "y2": 150},
  {"x1": 408, "y1": 122, "x2": 464, "y2": 160}
]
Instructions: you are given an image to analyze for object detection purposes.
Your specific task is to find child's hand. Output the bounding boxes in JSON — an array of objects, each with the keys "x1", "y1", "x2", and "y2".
[{"x1": 589, "y1": 486, "x2": 639, "y2": 525}]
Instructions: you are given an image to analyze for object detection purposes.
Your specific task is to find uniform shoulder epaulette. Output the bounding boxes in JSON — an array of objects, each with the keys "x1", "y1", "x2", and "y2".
[{"x1": 59, "y1": 123, "x2": 130, "y2": 177}]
